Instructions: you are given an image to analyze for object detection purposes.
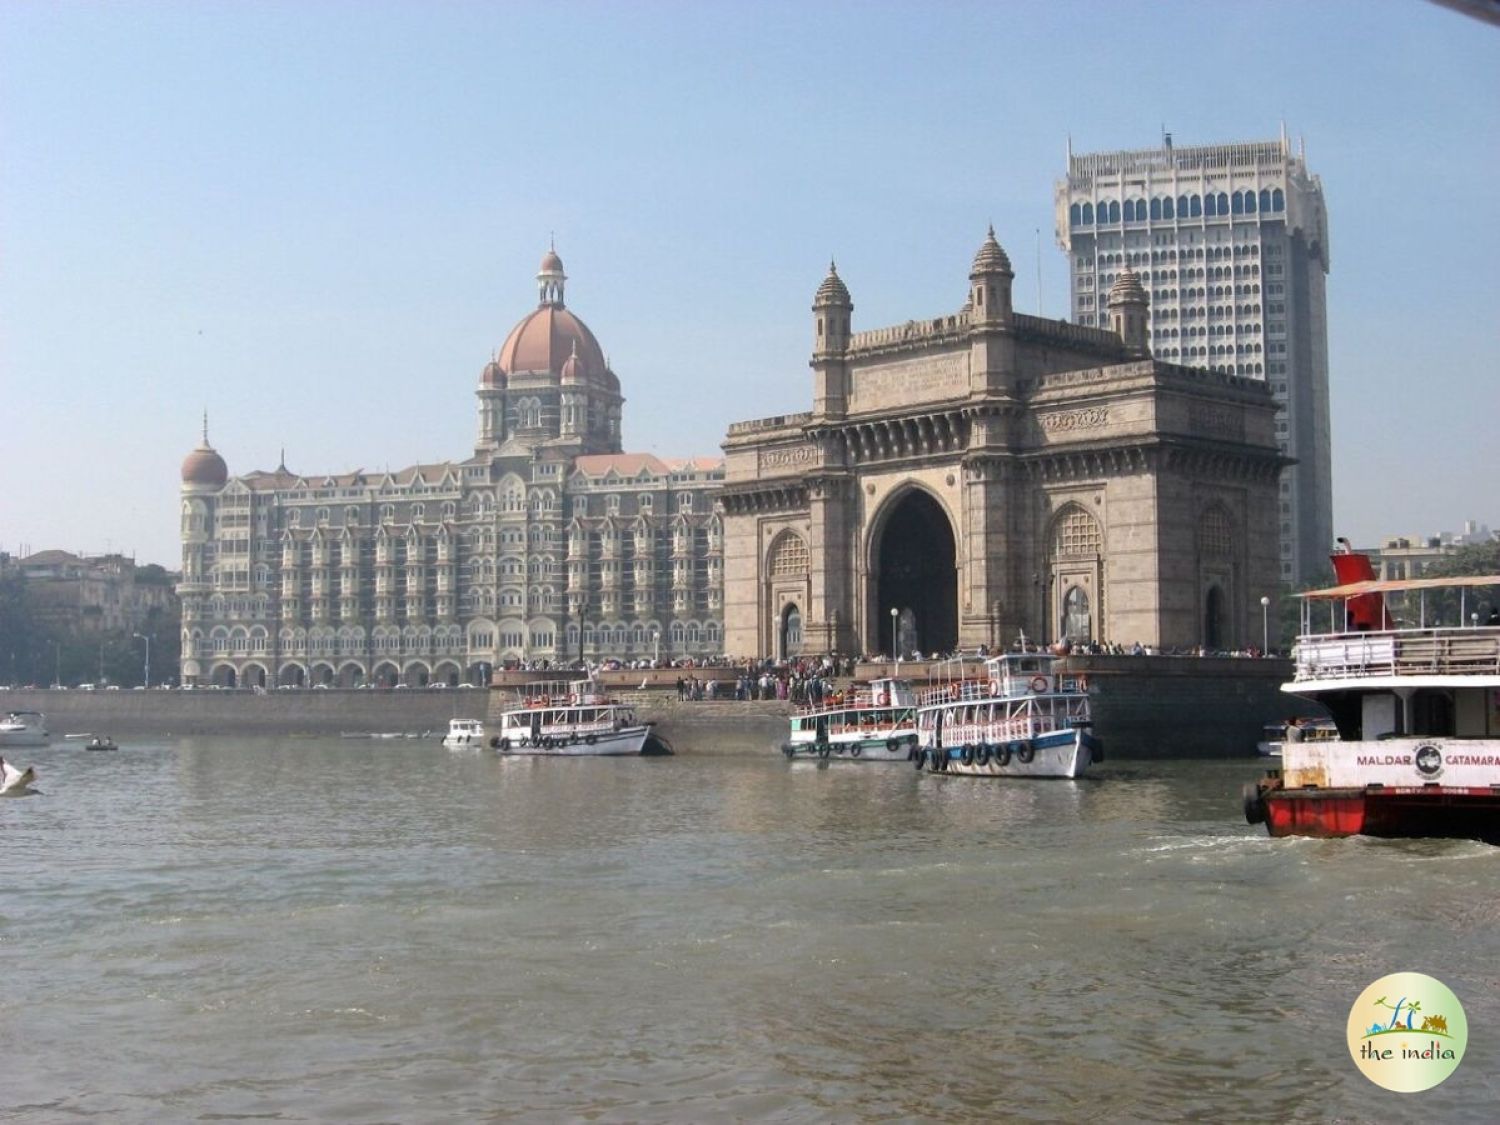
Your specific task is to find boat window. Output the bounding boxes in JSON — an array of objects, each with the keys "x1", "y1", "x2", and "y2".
[{"x1": 1409, "y1": 691, "x2": 1454, "y2": 738}]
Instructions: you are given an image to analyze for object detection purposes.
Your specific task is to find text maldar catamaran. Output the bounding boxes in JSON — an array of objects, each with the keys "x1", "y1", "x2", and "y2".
[{"x1": 1244, "y1": 547, "x2": 1500, "y2": 843}]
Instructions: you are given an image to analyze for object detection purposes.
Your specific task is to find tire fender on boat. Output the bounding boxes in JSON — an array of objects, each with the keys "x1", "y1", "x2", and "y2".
[
  {"x1": 851, "y1": 745, "x2": 862, "y2": 758},
  {"x1": 586, "y1": 734, "x2": 598, "y2": 746},
  {"x1": 1016, "y1": 741, "x2": 1036, "y2": 764},
  {"x1": 1242, "y1": 784, "x2": 1266, "y2": 825},
  {"x1": 886, "y1": 737, "x2": 900, "y2": 753},
  {"x1": 994, "y1": 744, "x2": 1012, "y2": 767},
  {"x1": 914, "y1": 747, "x2": 927, "y2": 770},
  {"x1": 960, "y1": 744, "x2": 975, "y2": 766},
  {"x1": 976, "y1": 744, "x2": 991, "y2": 767}
]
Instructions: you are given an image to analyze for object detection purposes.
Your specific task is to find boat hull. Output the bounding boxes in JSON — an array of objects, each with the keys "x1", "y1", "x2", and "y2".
[
  {"x1": 0, "y1": 724, "x2": 50, "y2": 748},
  {"x1": 921, "y1": 728, "x2": 1098, "y2": 779},
  {"x1": 1247, "y1": 780, "x2": 1500, "y2": 845},
  {"x1": 491, "y1": 725, "x2": 651, "y2": 756},
  {"x1": 782, "y1": 733, "x2": 918, "y2": 763}
]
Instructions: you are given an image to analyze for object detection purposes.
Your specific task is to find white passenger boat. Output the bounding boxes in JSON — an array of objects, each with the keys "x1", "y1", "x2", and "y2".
[
  {"x1": 0, "y1": 710, "x2": 50, "y2": 748},
  {"x1": 489, "y1": 679, "x2": 651, "y2": 756},
  {"x1": 782, "y1": 677, "x2": 919, "y2": 762},
  {"x1": 1245, "y1": 549, "x2": 1500, "y2": 843},
  {"x1": 914, "y1": 653, "x2": 1101, "y2": 779},
  {"x1": 441, "y1": 718, "x2": 487, "y2": 751}
]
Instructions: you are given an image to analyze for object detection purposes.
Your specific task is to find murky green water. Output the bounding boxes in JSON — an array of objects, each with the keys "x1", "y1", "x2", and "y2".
[{"x1": 2, "y1": 730, "x2": 1496, "y2": 1121}]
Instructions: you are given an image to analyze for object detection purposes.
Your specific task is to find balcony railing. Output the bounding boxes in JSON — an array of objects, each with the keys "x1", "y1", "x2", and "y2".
[{"x1": 1293, "y1": 626, "x2": 1500, "y2": 682}]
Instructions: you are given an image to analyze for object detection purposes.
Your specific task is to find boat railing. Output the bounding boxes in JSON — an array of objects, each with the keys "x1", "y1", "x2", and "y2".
[
  {"x1": 508, "y1": 679, "x2": 614, "y2": 706},
  {"x1": 1293, "y1": 625, "x2": 1500, "y2": 681}
]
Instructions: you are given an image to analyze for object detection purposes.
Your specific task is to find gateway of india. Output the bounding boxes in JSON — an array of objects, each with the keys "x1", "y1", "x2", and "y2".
[
  {"x1": 721, "y1": 228, "x2": 1284, "y2": 660},
  {"x1": 177, "y1": 248, "x2": 724, "y2": 688}
]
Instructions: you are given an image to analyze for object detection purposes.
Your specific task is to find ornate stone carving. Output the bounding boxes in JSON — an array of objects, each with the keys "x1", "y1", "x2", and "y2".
[{"x1": 1040, "y1": 407, "x2": 1110, "y2": 433}]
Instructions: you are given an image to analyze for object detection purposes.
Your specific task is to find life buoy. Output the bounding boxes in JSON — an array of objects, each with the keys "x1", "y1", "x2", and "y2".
[
  {"x1": 989, "y1": 679, "x2": 1002, "y2": 695},
  {"x1": 876, "y1": 691, "x2": 888, "y2": 706},
  {"x1": 1029, "y1": 677, "x2": 1048, "y2": 694},
  {"x1": 976, "y1": 744, "x2": 991, "y2": 767},
  {"x1": 960, "y1": 744, "x2": 975, "y2": 766},
  {"x1": 1017, "y1": 741, "x2": 1036, "y2": 764},
  {"x1": 850, "y1": 745, "x2": 862, "y2": 758},
  {"x1": 995, "y1": 744, "x2": 1012, "y2": 767},
  {"x1": 886, "y1": 737, "x2": 900, "y2": 753}
]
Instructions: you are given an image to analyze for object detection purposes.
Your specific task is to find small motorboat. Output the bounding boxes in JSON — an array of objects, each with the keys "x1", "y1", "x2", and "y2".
[
  {"x1": 85, "y1": 735, "x2": 119, "y2": 752},
  {"x1": 0, "y1": 754, "x2": 39, "y2": 797},
  {"x1": 442, "y1": 718, "x2": 487, "y2": 750}
]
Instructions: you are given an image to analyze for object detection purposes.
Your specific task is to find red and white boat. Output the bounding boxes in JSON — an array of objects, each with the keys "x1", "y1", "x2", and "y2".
[{"x1": 1244, "y1": 546, "x2": 1500, "y2": 843}]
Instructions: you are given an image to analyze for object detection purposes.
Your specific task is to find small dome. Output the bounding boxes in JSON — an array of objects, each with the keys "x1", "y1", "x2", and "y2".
[
  {"x1": 970, "y1": 225, "x2": 1012, "y2": 276},
  {"x1": 480, "y1": 356, "x2": 506, "y2": 389},
  {"x1": 181, "y1": 441, "x2": 227, "y2": 488},
  {"x1": 813, "y1": 261, "x2": 851, "y2": 307},
  {"x1": 539, "y1": 248, "x2": 564, "y2": 275},
  {"x1": 1108, "y1": 265, "x2": 1148, "y2": 305}
]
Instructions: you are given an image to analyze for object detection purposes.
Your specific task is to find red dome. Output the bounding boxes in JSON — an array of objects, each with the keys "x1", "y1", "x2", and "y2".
[
  {"x1": 539, "y1": 248, "x2": 564, "y2": 274},
  {"x1": 498, "y1": 305, "x2": 607, "y2": 378},
  {"x1": 181, "y1": 443, "x2": 227, "y2": 487}
]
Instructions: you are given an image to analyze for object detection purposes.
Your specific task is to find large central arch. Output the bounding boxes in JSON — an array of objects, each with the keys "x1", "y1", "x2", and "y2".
[{"x1": 874, "y1": 489, "x2": 957, "y2": 655}]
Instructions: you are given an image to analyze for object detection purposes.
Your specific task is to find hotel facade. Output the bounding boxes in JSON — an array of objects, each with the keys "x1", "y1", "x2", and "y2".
[{"x1": 177, "y1": 250, "x2": 724, "y2": 688}]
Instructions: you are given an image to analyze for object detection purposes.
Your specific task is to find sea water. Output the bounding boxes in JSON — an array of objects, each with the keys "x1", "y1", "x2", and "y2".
[{"x1": 2, "y1": 731, "x2": 1496, "y2": 1122}]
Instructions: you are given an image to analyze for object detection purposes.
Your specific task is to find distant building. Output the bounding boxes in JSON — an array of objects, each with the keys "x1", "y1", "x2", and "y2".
[
  {"x1": 177, "y1": 249, "x2": 724, "y2": 689},
  {"x1": 10, "y1": 550, "x2": 174, "y2": 633},
  {"x1": 1055, "y1": 134, "x2": 1332, "y2": 584},
  {"x1": 1364, "y1": 521, "x2": 1497, "y2": 581},
  {"x1": 721, "y1": 229, "x2": 1285, "y2": 659}
]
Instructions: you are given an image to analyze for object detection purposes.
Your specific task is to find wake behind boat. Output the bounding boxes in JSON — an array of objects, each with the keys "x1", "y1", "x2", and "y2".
[
  {"x1": 490, "y1": 679, "x2": 651, "y2": 756},
  {"x1": 915, "y1": 652, "x2": 1100, "y2": 779},
  {"x1": 1244, "y1": 545, "x2": 1500, "y2": 843},
  {"x1": 0, "y1": 754, "x2": 39, "y2": 797},
  {"x1": 781, "y1": 677, "x2": 918, "y2": 762}
]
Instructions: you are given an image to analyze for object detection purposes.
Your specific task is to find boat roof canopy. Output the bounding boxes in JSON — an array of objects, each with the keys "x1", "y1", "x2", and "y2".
[{"x1": 1297, "y1": 574, "x2": 1500, "y2": 600}]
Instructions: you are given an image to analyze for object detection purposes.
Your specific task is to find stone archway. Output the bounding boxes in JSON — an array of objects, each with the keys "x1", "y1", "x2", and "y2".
[
  {"x1": 210, "y1": 663, "x2": 238, "y2": 689},
  {"x1": 780, "y1": 603, "x2": 802, "y2": 661},
  {"x1": 1204, "y1": 585, "x2": 1226, "y2": 650},
  {"x1": 875, "y1": 489, "x2": 957, "y2": 656}
]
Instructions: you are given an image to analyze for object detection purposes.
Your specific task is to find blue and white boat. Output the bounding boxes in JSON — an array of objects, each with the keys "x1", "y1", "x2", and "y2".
[{"x1": 914, "y1": 653, "x2": 1101, "y2": 778}]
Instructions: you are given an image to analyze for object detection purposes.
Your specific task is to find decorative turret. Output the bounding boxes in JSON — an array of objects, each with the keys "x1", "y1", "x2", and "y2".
[
  {"x1": 811, "y1": 261, "x2": 853, "y2": 419},
  {"x1": 1107, "y1": 265, "x2": 1150, "y2": 357},
  {"x1": 180, "y1": 413, "x2": 228, "y2": 490},
  {"x1": 968, "y1": 225, "x2": 1014, "y2": 326},
  {"x1": 537, "y1": 242, "x2": 566, "y2": 307}
]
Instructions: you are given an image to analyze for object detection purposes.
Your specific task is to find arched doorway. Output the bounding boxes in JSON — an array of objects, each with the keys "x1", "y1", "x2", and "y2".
[
  {"x1": 1061, "y1": 586, "x2": 1092, "y2": 643},
  {"x1": 876, "y1": 490, "x2": 957, "y2": 656},
  {"x1": 1204, "y1": 585, "x2": 1225, "y2": 650},
  {"x1": 780, "y1": 603, "x2": 802, "y2": 660}
]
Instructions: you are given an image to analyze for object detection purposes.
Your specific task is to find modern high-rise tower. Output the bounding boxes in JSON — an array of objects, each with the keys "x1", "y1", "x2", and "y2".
[{"x1": 1055, "y1": 134, "x2": 1331, "y2": 584}]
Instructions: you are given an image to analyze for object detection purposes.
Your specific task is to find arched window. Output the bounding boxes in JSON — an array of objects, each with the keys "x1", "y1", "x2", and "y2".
[
  {"x1": 1231, "y1": 191, "x2": 1244, "y2": 214},
  {"x1": 1259, "y1": 188, "x2": 1271, "y2": 213},
  {"x1": 1069, "y1": 203, "x2": 1081, "y2": 226},
  {"x1": 1272, "y1": 188, "x2": 1285, "y2": 212},
  {"x1": 1216, "y1": 192, "x2": 1229, "y2": 215},
  {"x1": 1205, "y1": 193, "x2": 1217, "y2": 217},
  {"x1": 1123, "y1": 200, "x2": 1135, "y2": 222},
  {"x1": 1244, "y1": 190, "x2": 1256, "y2": 213},
  {"x1": 1108, "y1": 201, "x2": 1121, "y2": 223},
  {"x1": 1081, "y1": 202, "x2": 1094, "y2": 224},
  {"x1": 1190, "y1": 194, "x2": 1202, "y2": 217}
]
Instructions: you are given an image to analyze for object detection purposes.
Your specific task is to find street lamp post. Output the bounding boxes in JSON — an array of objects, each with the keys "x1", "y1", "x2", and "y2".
[
  {"x1": 652, "y1": 629, "x2": 660, "y2": 666},
  {"x1": 890, "y1": 607, "x2": 899, "y2": 666},
  {"x1": 132, "y1": 633, "x2": 151, "y2": 689},
  {"x1": 1259, "y1": 596, "x2": 1271, "y2": 655}
]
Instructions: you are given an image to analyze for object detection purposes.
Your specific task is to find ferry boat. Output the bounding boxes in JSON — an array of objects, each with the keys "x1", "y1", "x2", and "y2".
[
  {"x1": 914, "y1": 653, "x2": 1100, "y2": 778},
  {"x1": 1255, "y1": 716, "x2": 1338, "y2": 758},
  {"x1": 1243, "y1": 548, "x2": 1500, "y2": 843},
  {"x1": 782, "y1": 677, "x2": 919, "y2": 762},
  {"x1": 441, "y1": 718, "x2": 487, "y2": 751},
  {"x1": 489, "y1": 679, "x2": 651, "y2": 756},
  {"x1": 0, "y1": 710, "x2": 50, "y2": 748}
]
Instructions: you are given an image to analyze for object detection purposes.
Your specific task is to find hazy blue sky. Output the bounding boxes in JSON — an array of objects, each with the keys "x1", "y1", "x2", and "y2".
[{"x1": 2, "y1": 1, "x2": 1496, "y2": 568}]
